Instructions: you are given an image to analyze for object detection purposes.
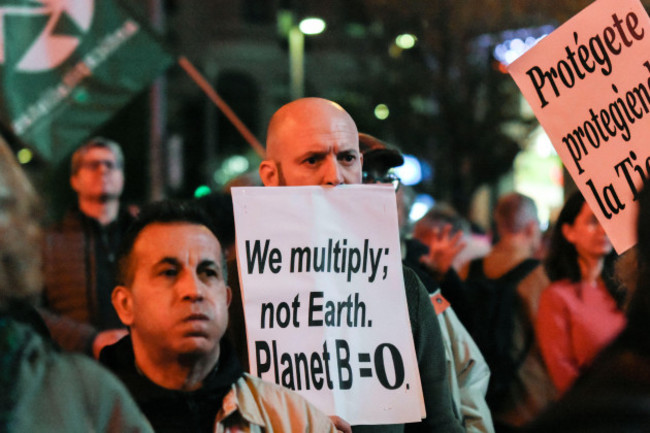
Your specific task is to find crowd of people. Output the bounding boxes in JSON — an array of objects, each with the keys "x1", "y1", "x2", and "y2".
[{"x1": 1, "y1": 96, "x2": 647, "y2": 432}]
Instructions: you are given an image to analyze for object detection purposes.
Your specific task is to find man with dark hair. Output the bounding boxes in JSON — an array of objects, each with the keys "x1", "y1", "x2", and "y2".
[
  {"x1": 257, "y1": 98, "x2": 463, "y2": 433},
  {"x1": 41, "y1": 137, "x2": 133, "y2": 357},
  {"x1": 100, "y1": 200, "x2": 337, "y2": 433}
]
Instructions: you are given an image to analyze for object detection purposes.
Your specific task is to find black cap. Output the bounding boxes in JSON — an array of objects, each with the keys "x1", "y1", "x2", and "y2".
[{"x1": 358, "y1": 133, "x2": 404, "y2": 173}]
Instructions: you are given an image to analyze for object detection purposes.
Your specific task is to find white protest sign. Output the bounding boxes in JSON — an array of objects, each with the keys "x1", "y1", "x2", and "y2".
[
  {"x1": 508, "y1": 0, "x2": 650, "y2": 253},
  {"x1": 232, "y1": 185, "x2": 424, "y2": 425}
]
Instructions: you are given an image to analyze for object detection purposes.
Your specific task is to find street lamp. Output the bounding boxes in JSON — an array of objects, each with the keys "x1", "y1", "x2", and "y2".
[
  {"x1": 395, "y1": 33, "x2": 417, "y2": 49},
  {"x1": 299, "y1": 17, "x2": 326, "y2": 35},
  {"x1": 289, "y1": 16, "x2": 326, "y2": 100}
]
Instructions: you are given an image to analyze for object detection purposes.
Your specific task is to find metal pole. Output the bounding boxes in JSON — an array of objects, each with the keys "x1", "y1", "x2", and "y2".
[
  {"x1": 178, "y1": 57, "x2": 265, "y2": 158},
  {"x1": 289, "y1": 26, "x2": 305, "y2": 100},
  {"x1": 149, "y1": 0, "x2": 166, "y2": 201}
]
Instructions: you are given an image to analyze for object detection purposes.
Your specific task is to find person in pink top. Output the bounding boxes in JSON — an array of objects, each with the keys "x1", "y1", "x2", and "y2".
[{"x1": 536, "y1": 191, "x2": 626, "y2": 396}]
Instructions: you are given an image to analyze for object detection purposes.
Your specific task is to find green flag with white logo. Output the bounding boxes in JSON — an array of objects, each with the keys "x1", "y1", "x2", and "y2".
[{"x1": 0, "y1": 0, "x2": 174, "y2": 162}]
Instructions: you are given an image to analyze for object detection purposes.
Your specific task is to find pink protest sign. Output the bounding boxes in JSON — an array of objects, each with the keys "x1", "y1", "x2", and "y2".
[{"x1": 508, "y1": 0, "x2": 650, "y2": 253}]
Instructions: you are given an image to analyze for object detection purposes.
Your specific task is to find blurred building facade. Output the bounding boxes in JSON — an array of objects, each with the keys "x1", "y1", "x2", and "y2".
[{"x1": 15, "y1": 0, "x2": 591, "y2": 226}]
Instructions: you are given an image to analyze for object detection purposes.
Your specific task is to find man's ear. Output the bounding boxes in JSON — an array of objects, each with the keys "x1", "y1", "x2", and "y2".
[
  {"x1": 259, "y1": 160, "x2": 279, "y2": 186},
  {"x1": 70, "y1": 174, "x2": 80, "y2": 193},
  {"x1": 226, "y1": 286, "x2": 232, "y2": 308},
  {"x1": 524, "y1": 220, "x2": 537, "y2": 237},
  {"x1": 112, "y1": 286, "x2": 135, "y2": 327}
]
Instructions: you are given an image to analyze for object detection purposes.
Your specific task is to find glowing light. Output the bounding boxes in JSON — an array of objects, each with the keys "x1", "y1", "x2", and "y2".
[
  {"x1": 374, "y1": 104, "x2": 390, "y2": 120},
  {"x1": 494, "y1": 34, "x2": 548, "y2": 65},
  {"x1": 213, "y1": 155, "x2": 253, "y2": 185},
  {"x1": 194, "y1": 185, "x2": 211, "y2": 198},
  {"x1": 395, "y1": 34, "x2": 417, "y2": 50},
  {"x1": 492, "y1": 25, "x2": 555, "y2": 66},
  {"x1": 533, "y1": 131, "x2": 556, "y2": 158},
  {"x1": 299, "y1": 17, "x2": 326, "y2": 35},
  {"x1": 17, "y1": 148, "x2": 33, "y2": 164},
  {"x1": 225, "y1": 155, "x2": 249, "y2": 174},
  {"x1": 393, "y1": 154, "x2": 422, "y2": 186},
  {"x1": 409, "y1": 194, "x2": 436, "y2": 223}
]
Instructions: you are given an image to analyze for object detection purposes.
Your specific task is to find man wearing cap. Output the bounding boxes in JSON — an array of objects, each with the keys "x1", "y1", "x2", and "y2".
[
  {"x1": 359, "y1": 132, "x2": 495, "y2": 433},
  {"x1": 256, "y1": 97, "x2": 464, "y2": 433},
  {"x1": 358, "y1": 133, "x2": 403, "y2": 190}
]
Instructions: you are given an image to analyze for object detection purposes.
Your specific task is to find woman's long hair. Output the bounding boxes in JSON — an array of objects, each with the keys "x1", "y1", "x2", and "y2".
[{"x1": 544, "y1": 191, "x2": 624, "y2": 308}]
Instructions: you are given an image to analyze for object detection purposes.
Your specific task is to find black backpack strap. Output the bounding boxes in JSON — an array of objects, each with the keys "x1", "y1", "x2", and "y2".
[
  {"x1": 482, "y1": 258, "x2": 540, "y2": 408},
  {"x1": 501, "y1": 259, "x2": 539, "y2": 372},
  {"x1": 466, "y1": 258, "x2": 486, "y2": 280},
  {"x1": 498, "y1": 258, "x2": 540, "y2": 285}
]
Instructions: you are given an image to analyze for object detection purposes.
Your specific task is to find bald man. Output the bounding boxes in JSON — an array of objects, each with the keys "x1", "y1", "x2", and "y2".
[
  {"x1": 254, "y1": 97, "x2": 464, "y2": 433},
  {"x1": 260, "y1": 98, "x2": 361, "y2": 186}
]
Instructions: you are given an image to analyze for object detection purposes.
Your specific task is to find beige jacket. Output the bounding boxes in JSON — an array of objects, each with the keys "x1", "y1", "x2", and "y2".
[
  {"x1": 432, "y1": 290, "x2": 495, "y2": 433},
  {"x1": 215, "y1": 374, "x2": 337, "y2": 433}
]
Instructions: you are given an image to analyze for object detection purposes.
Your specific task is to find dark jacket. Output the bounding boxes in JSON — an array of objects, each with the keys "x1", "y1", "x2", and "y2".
[
  {"x1": 41, "y1": 207, "x2": 134, "y2": 353},
  {"x1": 101, "y1": 336, "x2": 243, "y2": 433}
]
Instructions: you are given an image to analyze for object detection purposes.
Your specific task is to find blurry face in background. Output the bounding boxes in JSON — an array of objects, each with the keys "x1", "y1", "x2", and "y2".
[
  {"x1": 0, "y1": 147, "x2": 42, "y2": 304},
  {"x1": 70, "y1": 147, "x2": 124, "y2": 201},
  {"x1": 562, "y1": 202, "x2": 612, "y2": 260}
]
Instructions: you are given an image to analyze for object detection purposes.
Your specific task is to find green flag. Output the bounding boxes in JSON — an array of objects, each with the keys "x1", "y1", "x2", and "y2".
[{"x1": 0, "y1": 0, "x2": 175, "y2": 162}]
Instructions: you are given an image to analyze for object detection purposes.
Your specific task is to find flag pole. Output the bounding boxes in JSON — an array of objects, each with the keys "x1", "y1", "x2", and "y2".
[
  {"x1": 178, "y1": 56, "x2": 265, "y2": 158},
  {"x1": 149, "y1": 0, "x2": 166, "y2": 201}
]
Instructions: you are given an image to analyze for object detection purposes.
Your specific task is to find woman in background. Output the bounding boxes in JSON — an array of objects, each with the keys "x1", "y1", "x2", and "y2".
[{"x1": 536, "y1": 191, "x2": 626, "y2": 395}]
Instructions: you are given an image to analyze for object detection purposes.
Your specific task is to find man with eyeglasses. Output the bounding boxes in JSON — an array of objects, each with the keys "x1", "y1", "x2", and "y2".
[
  {"x1": 359, "y1": 133, "x2": 402, "y2": 192},
  {"x1": 41, "y1": 137, "x2": 134, "y2": 358}
]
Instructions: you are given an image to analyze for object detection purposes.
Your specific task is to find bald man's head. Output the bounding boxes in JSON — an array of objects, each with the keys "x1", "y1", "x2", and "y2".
[{"x1": 260, "y1": 98, "x2": 362, "y2": 186}]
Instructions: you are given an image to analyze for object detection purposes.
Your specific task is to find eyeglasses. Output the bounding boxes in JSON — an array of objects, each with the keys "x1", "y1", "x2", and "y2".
[
  {"x1": 80, "y1": 159, "x2": 121, "y2": 172},
  {"x1": 362, "y1": 171, "x2": 401, "y2": 191}
]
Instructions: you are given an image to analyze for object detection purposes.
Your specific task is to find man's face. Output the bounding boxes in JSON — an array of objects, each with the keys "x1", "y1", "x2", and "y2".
[
  {"x1": 113, "y1": 223, "x2": 231, "y2": 361},
  {"x1": 273, "y1": 133, "x2": 362, "y2": 186},
  {"x1": 261, "y1": 99, "x2": 362, "y2": 186},
  {"x1": 70, "y1": 147, "x2": 124, "y2": 201}
]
